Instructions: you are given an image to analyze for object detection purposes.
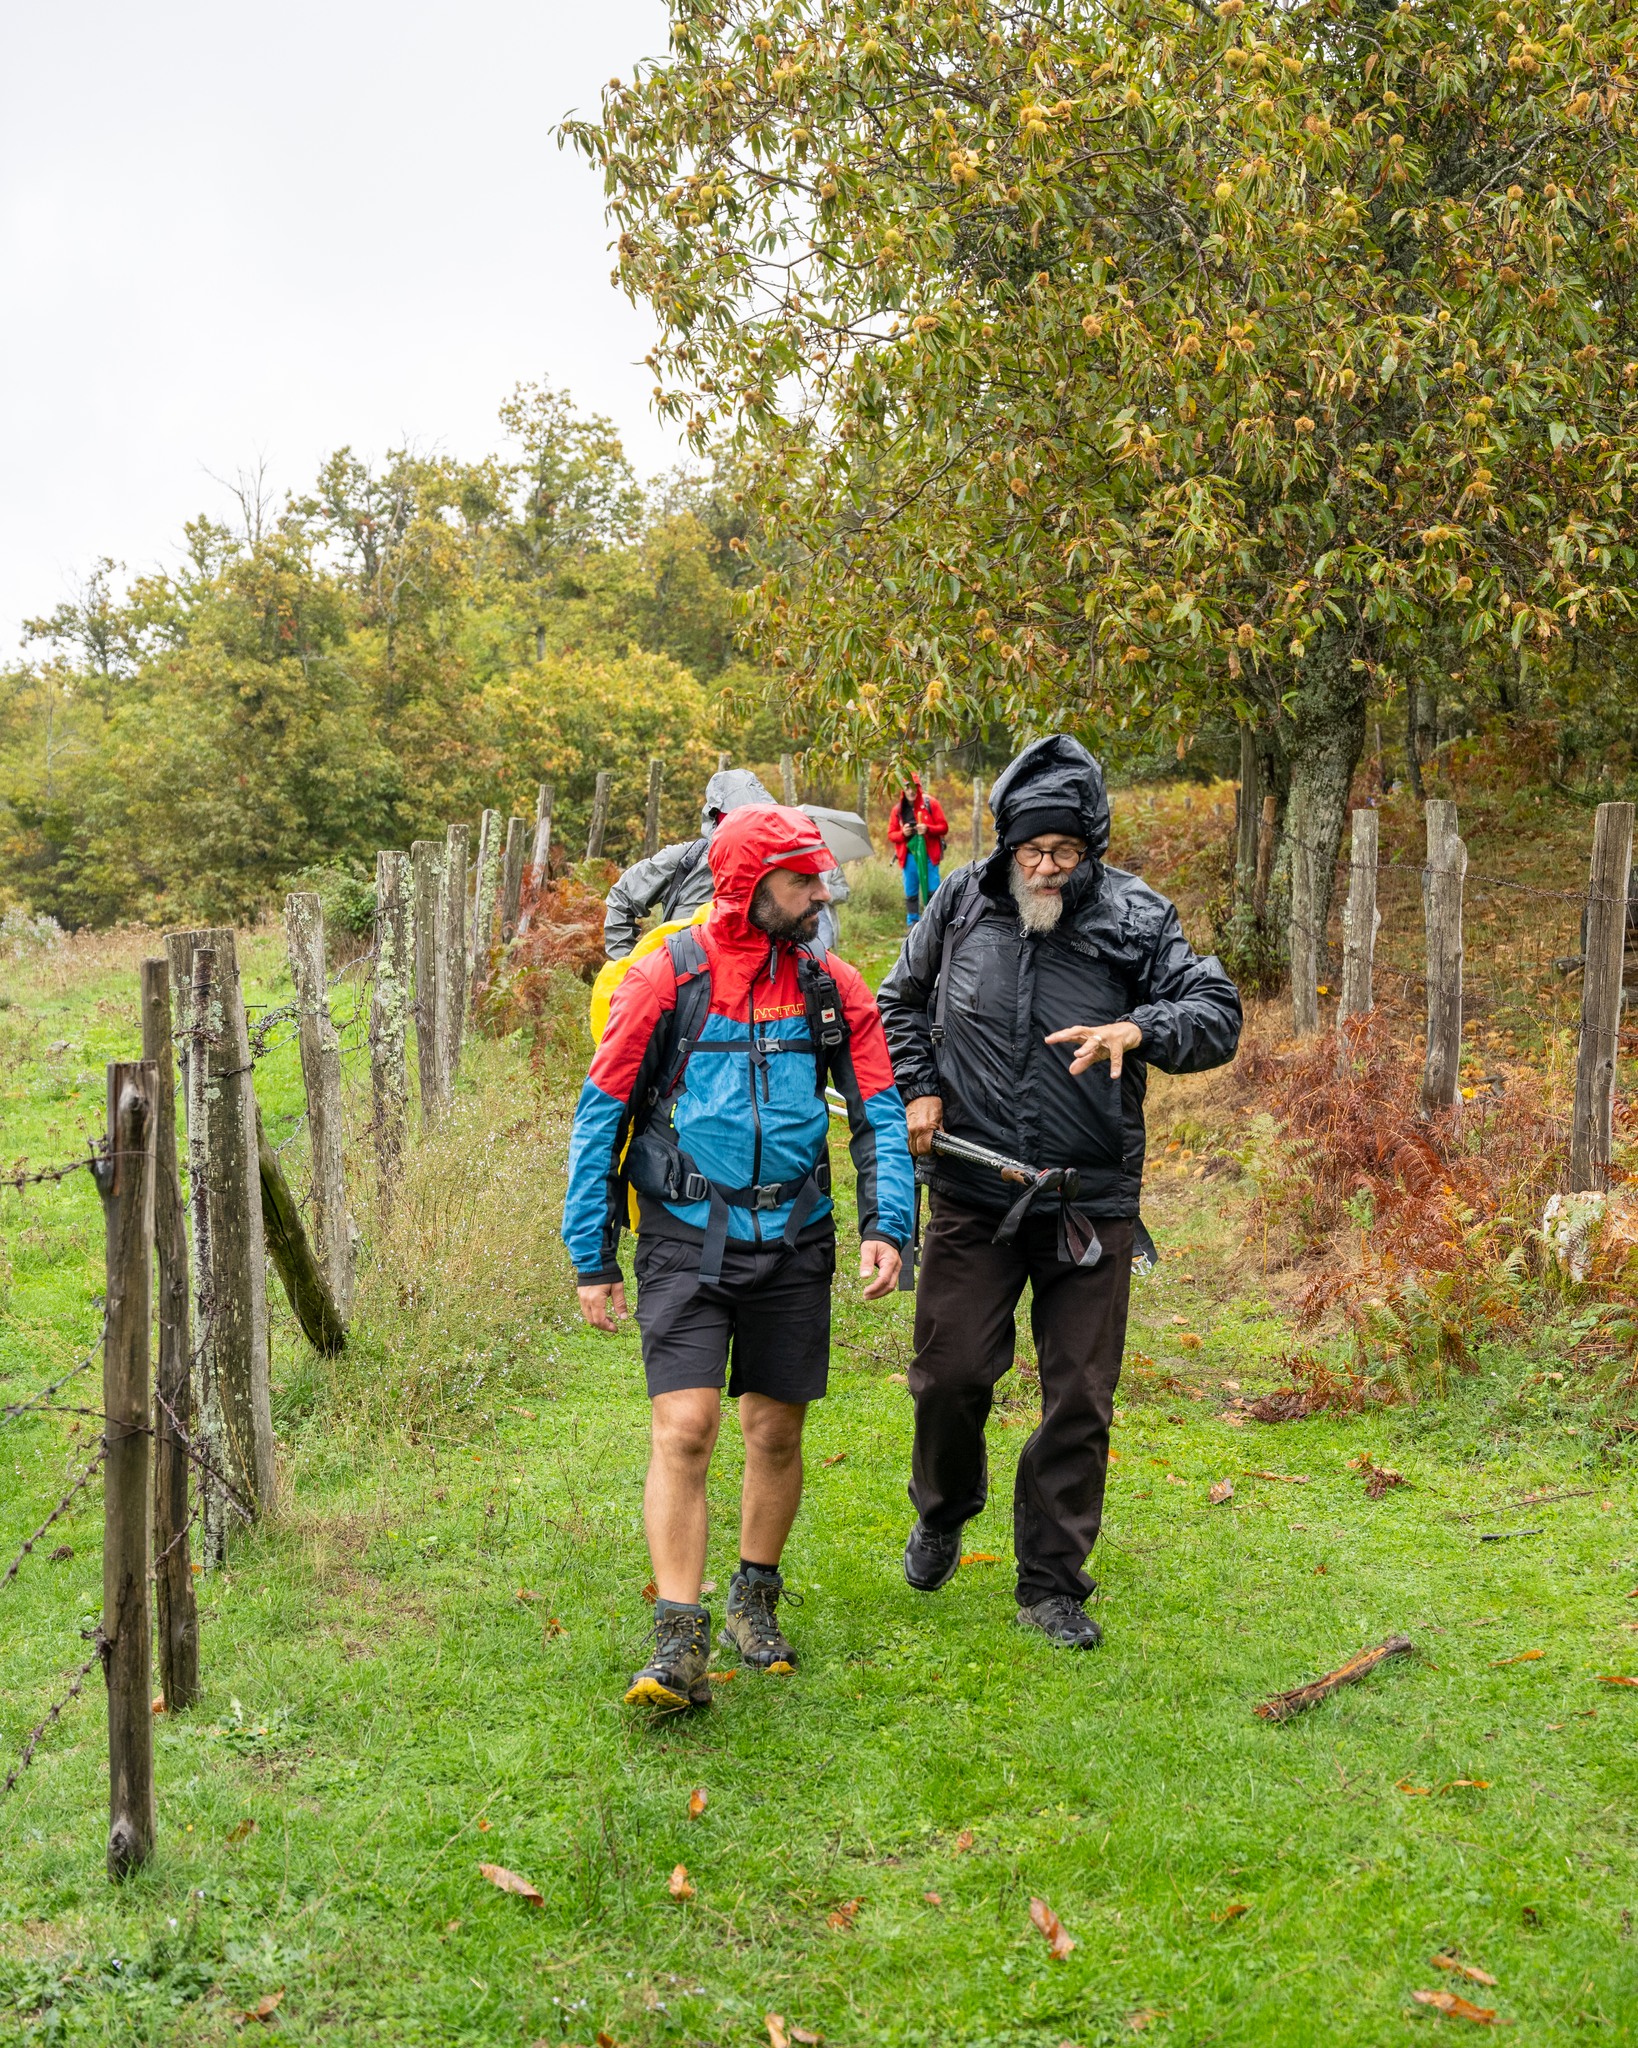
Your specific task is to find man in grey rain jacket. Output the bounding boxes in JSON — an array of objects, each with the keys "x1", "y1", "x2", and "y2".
[
  {"x1": 877, "y1": 736, "x2": 1242, "y2": 1650},
  {"x1": 603, "y1": 768, "x2": 848, "y2": 957}
]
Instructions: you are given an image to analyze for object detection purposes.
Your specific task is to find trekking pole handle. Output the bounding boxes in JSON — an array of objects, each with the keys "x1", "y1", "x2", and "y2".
[{"x1": 929, "y1": 1130, "x2": 1036, "y2": 1185}]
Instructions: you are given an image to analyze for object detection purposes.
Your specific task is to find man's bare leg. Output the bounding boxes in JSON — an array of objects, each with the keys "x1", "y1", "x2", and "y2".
[
  {"x1": 644, "y1": 1387, "x2": 722, "y2": 1603},
  {"x1": 737, "y1": 1393, "x2": 807, "y2": 1565}
]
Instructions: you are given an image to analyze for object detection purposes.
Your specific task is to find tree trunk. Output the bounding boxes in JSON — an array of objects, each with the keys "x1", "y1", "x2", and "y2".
[
  {"x1": 1236, "y1": 726, "x2": 1261, "y2": 899},
  {"x1": 1570, "y1": 802, "x2": 1634, "y2": 1190},
  {"x1": 1404, "y1": 679, "x2": 1426, "y2": 800},
  {"x1": 1420, "y1": 800, "x2": 1467, "y2": 1114},
  {"x1": 1282, "y1": 636, "x2": 1369, "y2": 1036}
]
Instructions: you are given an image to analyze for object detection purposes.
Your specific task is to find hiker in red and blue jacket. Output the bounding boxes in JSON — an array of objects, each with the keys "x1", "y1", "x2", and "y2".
[{"x1": 563, "y1": 803, "x2": 914, "y2": 1711}]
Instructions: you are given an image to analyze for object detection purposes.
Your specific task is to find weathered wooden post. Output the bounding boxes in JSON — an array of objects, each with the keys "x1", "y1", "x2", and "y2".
[
  {"x1": 140, "y1": 961, "x2": 197, "y2": 1714},
  {"x1": 165, "y1": 930, "x2": 273, "y2": 1557},
  {"x1": 1253, "y1": 795, "x2": 1277, "y2": 919},
  {"x1": 1338, "y1": 809, "x2": 1380, "y2": 1026},
  {"x1": 469, "y1": 809, "x2": 503, "y2": 1007},
  {"x1": 500, "y1": 817, "x2": 528, "y2": 941},
  {"x1": 970, "y1": 776, "x2": 983, "y2": 865},
  {"x1": 717, "y1": 750, "x2": 731, "y2": 774},
  {"x1": 443, "y1": 822, "x2": 470, "y2": 1082},
  {"x1": 369, "y1": 851, "x2": 410, "y2": 1202},
  {"x1": 586, "y1": 772, "x2": 613, "y2": 861},
  {"x1": 643, "y1": 757, "x2": 664, "y2": 859},
  {"x1": 257, "y1": 1108, "x2": 346, "y2": 1354},
  {"x1": 780, "y1": 752, "x2": 797, "y2": 806},
  {"x1": 517, "y1": 785, "x2": 555, "y2": 938},
  {"x1": 1420, "y1": 799, "x2": 1467, "y2": 1114},
  {"x1": 283, "y1": 892, "x2": 353, "y2": 1321},
  {"x1": 1570, "y1": 801, "x2": 1634, "y2": 1190},
  {"x1": 855, "y1": 771, "x2": 869, "y2": 830},
  {"x1": 411, "y1": 839, "x2": 446, "y2": 1125},
  {"x1": 1236, "y1": 728, "x2": 1261, "y2": 897},
  {"x1": 96, "y1": 1058, "x2": 157, "y2": 1878}
]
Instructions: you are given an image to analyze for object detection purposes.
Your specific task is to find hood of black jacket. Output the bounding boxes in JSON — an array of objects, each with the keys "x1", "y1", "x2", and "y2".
[{"x1": 977, "y1": 735, "x2": 1111, "y2": 898}]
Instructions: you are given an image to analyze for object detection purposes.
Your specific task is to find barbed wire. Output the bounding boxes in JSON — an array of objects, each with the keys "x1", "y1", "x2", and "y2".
[
  {"x1": 0, "y1": 1315, "x2": 108, "y2": 1434},
  {"x1": 0, "y1": 1151, "x2": 99, "y2": 1194},
  {"x1": 2, "y1": 1440, "x2": 107, "y2": 1589},
  {"x1": 1, "y1": 1643, "x2": 100, "y2": 1799}
]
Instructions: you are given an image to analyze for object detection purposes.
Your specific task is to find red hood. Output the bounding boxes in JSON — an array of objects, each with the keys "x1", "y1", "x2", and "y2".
[{"x1": 705, "y1": 803, "x2": 831, "y2": 962}]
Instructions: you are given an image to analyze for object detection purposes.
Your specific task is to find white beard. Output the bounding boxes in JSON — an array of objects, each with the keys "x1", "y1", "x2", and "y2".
[{"x1": 1009, "y1": 861, "x2": 1066, "y2": 934}]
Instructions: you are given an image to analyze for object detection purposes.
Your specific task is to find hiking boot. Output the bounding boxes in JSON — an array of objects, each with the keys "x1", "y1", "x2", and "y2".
[
  {"x1": 625, "y1": 1600, "x2": 713, "y2": 1711},
  {"x1": 719, "y1": 1565, "x2": 799, "y2": 1672},
  {"x1": 903, "y1": 1517, "x2": 964, "y2": 1592},
  {"x1": 1016, "y1": 1594, "x2": 1103, "y2": 1650}
]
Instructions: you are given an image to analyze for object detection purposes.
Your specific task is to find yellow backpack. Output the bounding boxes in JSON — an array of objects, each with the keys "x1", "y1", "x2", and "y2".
[{"x1": 587, "y1": 903, "x2": 713, "y2": 1227}]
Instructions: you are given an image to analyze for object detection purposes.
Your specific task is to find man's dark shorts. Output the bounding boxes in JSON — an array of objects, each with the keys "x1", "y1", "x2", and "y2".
[{"x1": 633, "y1": 1228, "x2": 836, "y2": 1404}]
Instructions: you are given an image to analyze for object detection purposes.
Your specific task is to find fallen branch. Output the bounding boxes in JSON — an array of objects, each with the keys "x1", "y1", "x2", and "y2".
[{"x1": 1255, "y1": 1635, "x2": 1415, "y2": 1723}]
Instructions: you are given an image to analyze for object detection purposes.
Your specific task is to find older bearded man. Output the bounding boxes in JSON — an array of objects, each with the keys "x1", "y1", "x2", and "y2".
[{"x1": 876, "y1": 737, "x2": 1242, "y2": 1648}]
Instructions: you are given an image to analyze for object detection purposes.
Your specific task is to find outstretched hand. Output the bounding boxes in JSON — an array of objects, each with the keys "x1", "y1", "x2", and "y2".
[
  {"x1": 577, "y1": 1280, "x2": 629, "y2": 1331},
  {"x1": 1044, "y1": 1019, "x2": 1144, "y2": 1078}
]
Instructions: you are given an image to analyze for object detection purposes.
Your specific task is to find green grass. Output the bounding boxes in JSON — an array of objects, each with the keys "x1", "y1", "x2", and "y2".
[{"x1": 3, "y1": 925, "x2": 1638, "y2": 2045}]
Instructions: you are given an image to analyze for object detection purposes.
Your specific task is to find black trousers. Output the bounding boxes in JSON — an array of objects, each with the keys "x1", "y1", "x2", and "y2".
[{"x1": 909, "y1": 1194, "x2": 1133, "y2": 1605}]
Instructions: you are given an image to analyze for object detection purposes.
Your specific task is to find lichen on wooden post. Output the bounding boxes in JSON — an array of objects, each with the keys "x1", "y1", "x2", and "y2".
[
  {"x1": 410, "y1": 840, "x2": 447, "y2": 1127},
  {"x1": 165, "y1": 928, "x2": 273, "y2": 1560},
  {"x1": 140, "y1": 958, "x2": 198, "y2": 1713},
  {"x1": 283, "y1": 891, "x2": 353, "y2": 1322},
  {"x1": 469, "y1": 809, "x2": 504, "y2": 1010},
  {"x1": 1338, "y1": 809, "x2": 1380, "y2": 1026},
  {"x1": 256, "y1": 1106, "x2": 347, "y2": 1354},
  {"x1": 97, "y1": 1058, "x2": 158, "y2": 1879},
  {"x1": 517, "y1": 786, "x2": 554, "y2": 938},
  {"x1": 586, "y1": 772, "x2": 613, "y2": 861},
  {"x1": 370, "y1": 851, "x2": 411, "y2": 1203},
  {"x1": 780, "y1": 752, "x2": 796, "y2": 806},
  {"x1": 643, "y1": 758, "x2": 664, "y2": 859},
  {"x1": 1420, "y1": 799, "x2": 1467, "y2": 1114},
  {"x1": 1570, "y1": 801, "x2": 1634, "y2": 1190},
  {"x1": 442, "y1": 822, "x2": 471, "y2": 1085},
  {"x1": 500, "y1": 817, "x2": 528, "y2": 942}
]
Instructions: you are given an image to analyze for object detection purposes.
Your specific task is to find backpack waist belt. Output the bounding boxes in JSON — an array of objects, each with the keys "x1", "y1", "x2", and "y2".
[{"x1": 627, "y1": 1135, "x2": 832, "y2": 1285}]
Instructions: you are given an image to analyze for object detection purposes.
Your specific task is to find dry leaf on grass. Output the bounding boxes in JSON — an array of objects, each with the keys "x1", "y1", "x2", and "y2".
[
  {"x1": 888, "y1": 1371, "x2": 908, "y2": 1384},
  {"x1": 515, "y1": 1588, "x2": 540, "y2": 1603},
  {"x1": 668, "y1": 1864, "x2": 694, "y2": 1899},
  {"x1": 642, "y1": 1580, "x2": 658, "y2": 1603},
  {"x1": 952, "y1": 1828, "x2": 975, "y2": 1853},
  {"x1": 1126, "y1": 2012, "x2": 1164, "y2": 2033},
  {"x1": 542, "y1": 1616, "x2": 565, "y2": 1637},
  {"x1": 225, "y1": 1818, "x2": 257, "y2": 1843},
  {"x1": 1247, "y1": 1469, "x2": 1309, "y2": 1484},
  {"x1": 827, "y1": 1898, "x2": 861, "y2": 1929},
  {"x1": 688, "y1": 1786, "x2": 709, "y2": 1817},
  {"x1": 1433, "y1": 1956, "x2": 1499, "y2": 1988},
  {"x1": 823, "y1": 1451, "x2": 847, "y2": 1466},
  {"x1": 708, "y1": 1670, "x2": 737, "y2": 1684},
  {"x1": 1177, "y1": 1333, "x2": 1203, "y2": 1351},
  {"x1": 477, "y1": 1862, "x2": 544, "y2": 1907},
  {"x1": 766, "y1": 2018, "x2": 788, "y2": 2048},
  {"x1": 962, "y1": 1552, "x2": 999, "y2": 1564},
  {"x1": 1597, "y1": 1673, "x2": 1638, "y2": 1688},
  {"x1": 1411, "y1": 1988, "x2": 1499, "y2": 2022},
  {"x1": 151, "y1": 1696, "x2": 166, "y2": 1715},
  {"x1": 924, "y1": 1891, "x2": 943, "y2": 1905},
  {"x1": 1349, "y1": 1456, "x2": 1405, "y2": 1499},
  {"x1": 1213, "y1": 1901, "x2": 1249, "y2": 1922},
  {"x1": 1029, "y1": 1896, "x2": 1076, "y2": 1959},
  {"x1": 1209, "y1": 1478, "x2": 1235, "y2": 1506},
  {"x1": 1397, "y1": 1779, "x2": 1433, "y2": 1796},
  {"x1": 596, "y1": 2033, "x2": 620, "y2": 2048},
  {"x1": 790, "y1": 2029, "x2": 822, "y2": 2045},
  {"x1": 233, "y1": 1991, "x2": 285, "y2": 2025},
  {"x1": 1491, "y1": 1650, "x2": 1543, "y2": 1666}
]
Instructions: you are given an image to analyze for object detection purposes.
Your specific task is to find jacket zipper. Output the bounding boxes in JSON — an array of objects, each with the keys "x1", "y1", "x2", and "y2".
[{"x1": 745, "y1": 946, "x2": 775, "y2": 1242}]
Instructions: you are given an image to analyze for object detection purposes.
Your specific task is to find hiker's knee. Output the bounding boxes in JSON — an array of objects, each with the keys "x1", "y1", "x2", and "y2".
[{"x1": 651, "y1": 1387, "x2": 720, "y2": 1466}]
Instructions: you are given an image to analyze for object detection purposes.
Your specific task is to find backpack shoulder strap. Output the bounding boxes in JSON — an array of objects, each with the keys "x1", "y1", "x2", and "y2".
[
  {"x1": 931, "y1": 871, "x2": 989, "y2": 1047},
  {"x1": 796, "y1": 941, "x2": 851, "y2": 1097},
  {"x1": 659, "y1": 836, "x2": 710, "y2": 919},
  {"x1": 654, "y1": 928, "x2": 712, "y2": 1105}
]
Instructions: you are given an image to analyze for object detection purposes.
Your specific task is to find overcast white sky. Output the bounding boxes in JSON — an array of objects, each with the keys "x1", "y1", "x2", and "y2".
[{"x1": 0, "y1": 0, "x2": 682, "y2": 650}]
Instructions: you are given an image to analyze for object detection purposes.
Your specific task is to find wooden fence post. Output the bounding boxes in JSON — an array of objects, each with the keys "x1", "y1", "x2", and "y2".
[
  {"x1": 517, "y1": 785, "x2": 554, "y2": 938},
  {"x1": 282, "y1": 892, "x2": 353, "y2": 1321},
  {"x1": 370, "y1": 851, "x2": 410, "y2": 1202},
  {"x1": 1338, "y1": 809, "x2": 1380, "y2": 1025},
  {"x1": 970, "y1": 776, "x2": 983, "y2": 864},
  {"x1": 501, "y1": 817, "x2": 528, "y2": 941},
  {"x1": 1253, "y1": 795, "x2": 1277, "y2": 919},
  {"x1": 855, "y1": 772, "x2": 869, "y2": 830},
  {"x1": 718, "y1": 750, "x2": 731, "y2": 773},
  {"x1": 256, "y1": 1107, "x2": 347, "y2": 1354},
  {"x1": 97, "y1": 1059, "x2": 157, "y2": 1879},
  {"x1": 780, "y1": 752, "x2": 797, "y2": 806},
  {"x1": 411, "y1": 840, "x2": 446, "y2": 1125},
  {"x1": 586, "y1": 771, "x2": 613, "y2": 861},
  {"x1": 1290, "y1": 830, "x2": 1321, "y2": 1037},
  {"x1": 469, "y1": 810, "x2": 503, "y2": 1009},
  {"x1": 140, "y1": 960, "x2": 197, "y2": 1714},
  {"x1": 443, "y1": 822, "x2": 470, "y2": 1082},
  {"x1": 1236, "y1": 728, "x2": 1261, "y2": 895},
  {"x1": 165, "y1": 930, "x2": 273, "y2": 1556},
  {"x1": 1570, "y1": 800, "x2": 1635, "y2": 1190},
  {"x1": 1420, "y1": 798, "x2": 1467, "y2": 1114},
  {"x1": 643, "y1": 758, "x2": 664, "y2": 859}
]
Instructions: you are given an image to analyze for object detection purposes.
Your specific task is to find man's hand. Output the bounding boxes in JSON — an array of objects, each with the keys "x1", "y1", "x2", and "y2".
[
  {"x1": 1044, "y1": 1019, "x2": 1144, "y2": 1078},
  {"x1": 577, "y1": 1279, "x2": 629, "y2": 1331},
  {"x1": 859, "y1": 1239, "x2": 903, "y2": 1300},
  {"x1": 905, "y1": 1095, "x2": 944, "y2": 1157}
]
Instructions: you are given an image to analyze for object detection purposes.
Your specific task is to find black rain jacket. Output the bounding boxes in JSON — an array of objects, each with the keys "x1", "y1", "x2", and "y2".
[{"x1": 876, "y1": 736, "x2": 1243, "y2": 1219}]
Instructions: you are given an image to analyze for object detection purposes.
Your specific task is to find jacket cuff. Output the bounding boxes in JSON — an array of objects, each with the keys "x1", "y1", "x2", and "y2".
[
  {"x1": 575, "y1": 1263, "x2": 625, "y2": 1288},
  {"x1": 1126, "y1": 1003, "x2": 1173, "y2": 1060},
  {"x1": 860, "y1": 1229, "x2": 907, "y2": 1254}
]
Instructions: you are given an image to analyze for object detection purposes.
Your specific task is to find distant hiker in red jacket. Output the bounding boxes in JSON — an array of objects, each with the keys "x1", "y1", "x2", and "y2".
[{"x1": 887, "y1": 775, "x2": 949, "y2": 926}]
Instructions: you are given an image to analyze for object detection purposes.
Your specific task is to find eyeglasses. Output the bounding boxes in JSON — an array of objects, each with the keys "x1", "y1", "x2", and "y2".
[{"x1": 1013, "y1": 841, "x2": 1086, "y2": 871}]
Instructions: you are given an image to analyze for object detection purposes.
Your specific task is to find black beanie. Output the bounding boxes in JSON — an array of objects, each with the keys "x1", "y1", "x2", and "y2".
[{"x1": 1003, "y1": 805, "x2": 1086, "y2": 848}]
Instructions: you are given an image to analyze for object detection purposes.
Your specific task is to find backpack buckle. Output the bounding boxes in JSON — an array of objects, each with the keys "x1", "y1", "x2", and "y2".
[
  {"x1": 752, "y1": 1184, "x2": 783, "y2": 1211},
  {"x1": 681, "y1": 1172, "x2": 709, "y2": 1203}
]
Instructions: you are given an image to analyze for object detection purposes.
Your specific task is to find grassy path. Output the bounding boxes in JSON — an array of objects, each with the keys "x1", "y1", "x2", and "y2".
[{"x1": 2, "y1": 937, "x2": 1636, "y2": 2044}]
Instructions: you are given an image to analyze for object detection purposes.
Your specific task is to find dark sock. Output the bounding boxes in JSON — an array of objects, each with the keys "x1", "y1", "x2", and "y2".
[{"x1": 738, "y1": 1557, "x2": 779, "y2": 1578}]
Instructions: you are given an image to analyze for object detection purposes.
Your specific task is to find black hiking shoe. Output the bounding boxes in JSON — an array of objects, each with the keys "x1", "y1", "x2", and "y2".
[
  {"x1": 1016, "y1": 1595, "x2": 1103, "y2": 1650},
  {"x1": 625, "y1": 1600, "x2": 713, "y2": 1711},
  {"x1": 903, "y1": 1518, "x2": 964, "y2": 1592},
  {"x1": 719, "y1": 1565, "x2": 800, "y2": 1672}
]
